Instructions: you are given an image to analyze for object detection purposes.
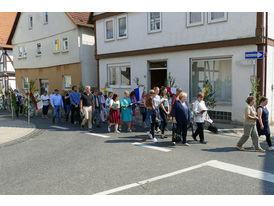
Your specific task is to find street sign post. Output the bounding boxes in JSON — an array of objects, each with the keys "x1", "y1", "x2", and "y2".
[
  {"x1": 245, "y1": 51, "x2": 264, "y2": 59},
  {"x1": 245, "y1": 51, "x2": 264, "y2": 78}
]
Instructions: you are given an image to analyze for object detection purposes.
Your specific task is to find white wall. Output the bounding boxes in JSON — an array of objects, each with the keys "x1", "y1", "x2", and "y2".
[
  {"x1": 12, "y1": 12, "x2": 80, "y2": 69},
  {"x1": 99, "y1": 45, "x2": 257, "y2": 123},
  {"x1": 266, "y1": 45, "x2": 274, "y2": 124},
  {"x1": 267, "y1": 13, "x2": 274, "y2": 39},
  {"x1": 7, "y1": 50, "x2": 14, "y2": 72},
  {"x1": 78, "y1": 26, "x2": 97, "y2": 87},
  {"x1": 96, "y1": 12, "x2": 257, "y2": 55}
]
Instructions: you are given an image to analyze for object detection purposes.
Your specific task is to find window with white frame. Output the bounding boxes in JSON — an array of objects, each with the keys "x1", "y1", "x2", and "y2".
[
  {"x1": 117, "y1": 15, "x2": 127, "y2": 39},
  {"x1": 63, "y1": 75, "x2": 71, "y2": 90},
  {"x1": 18, "y1": 46, "x2": 27, "y2": 58},
  {"x1": 208, "y1": 12, "x2": 228, "y2": 23},
  {"x1": 36, "y1": 43, "x2": 41, "y2": 56},
  {"x1": 108, "y1": 65, "x2": 131, "y2": 86},
  {"x1": 28, "y1": 16, "x2": 33, "y2": 29},
  {"x1": 43, "y1": 12, "x2": 48, "y2": 24},
  {"x1": 187, "y1": 12, "x2": 203, "y2": 27},
  {"x1": 22, "y1": 77, "x2": 29, "y2": 90},
  {"x1": 148, "y1": 12, "x2": 161, "y2": 33},
  {"x1": 105, "y1": 19, "x2": 114, "y2": 41},
  {"x1": 62, "y1": 37, "x2": 69, "y2": 52},
  {"x1": 53, "y1": 38, "x2": 60, "y2": 53},
  {"x1": 191, "y1": 58, "x2": 232, "y2": 103}
]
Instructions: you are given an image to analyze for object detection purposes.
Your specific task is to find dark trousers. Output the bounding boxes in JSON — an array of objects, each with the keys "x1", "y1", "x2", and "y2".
[
  {"x1": 193, "y1": 122, "x2": 204, "y2": 142},
  {"x1": 266, "y1": 134, "x2": 273, "y2": 147},
  {"x1": 178, "y1": 124, "x2": 188, "y2": 144},
  {"x1": 71, "y1": 105, "x2": 80, "y2": 124},
  {"x1": 15, "y1": 102, "x2": 23, "y2": 117},
  {"x1": 140, "y1": 107, "x2": 147, "y2": 122},
  {"x1": 65, "y1": 105, "x2": 71, "y2": 121},
  {"x1": 42, "y1": 105, "x2": 49, "y2": 115},
  {"x1": 93, "y1": 108, "x2": 101, "y2": 125},
  {"x1": 150, "y1": 111, "x2": 156, "y2": 138},
  {"x1": 160, "y1": 107, "x2": 168, "y2": 135}
]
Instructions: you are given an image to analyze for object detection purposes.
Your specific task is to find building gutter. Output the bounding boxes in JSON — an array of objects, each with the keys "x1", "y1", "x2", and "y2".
[
  {"x1": 265, "y1": 12, "x2": 268, "y2": 97},
  {"x1": 256, "y1": 12, "x2": 266, "y2": 96}
]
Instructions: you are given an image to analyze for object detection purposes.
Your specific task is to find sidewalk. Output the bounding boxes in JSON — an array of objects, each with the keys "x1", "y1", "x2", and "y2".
[
  {"x1": 212, "y1": 122, "x2": 274, "y2": 138},
  {"x1": 0, "y1": 111, "x2": 37, "y2": 145}
]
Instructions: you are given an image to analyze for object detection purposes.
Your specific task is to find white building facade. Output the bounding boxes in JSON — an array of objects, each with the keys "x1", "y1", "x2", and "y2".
[
  {"x1": 93, "y1": 12, "x2": 274, "y2": 124},
  {"x1": 8, "y1": 12, "x2": 97, "y2": 93}
]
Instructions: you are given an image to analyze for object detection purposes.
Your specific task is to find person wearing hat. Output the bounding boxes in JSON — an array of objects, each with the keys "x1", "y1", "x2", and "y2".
[{"x1": 50, "y1": 89, "x2": 64, "y2": 124}]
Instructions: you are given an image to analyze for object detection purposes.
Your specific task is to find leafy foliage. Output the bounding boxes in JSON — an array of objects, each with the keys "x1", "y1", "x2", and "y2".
[
  {"x1": 249, "y1": 77, "x2": 262, "y2": 108},
  {"x1": 166, "y1": 72, "x2": 176, "y2": 87},
  {"x1": 133, "y1": 77, "x2": 145, "y2": 88},
  {"x1": 203, "y1": 80, "x2": 216, "y2": 109}
]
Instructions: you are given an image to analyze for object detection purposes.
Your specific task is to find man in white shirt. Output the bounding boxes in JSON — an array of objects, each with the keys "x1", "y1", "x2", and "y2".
[
  {"x1": 193, "y1": 92, "x2": 207, "y2": 144},
  {"x1": 41, "y1": 91, "x2": 50, "y2": 118}
]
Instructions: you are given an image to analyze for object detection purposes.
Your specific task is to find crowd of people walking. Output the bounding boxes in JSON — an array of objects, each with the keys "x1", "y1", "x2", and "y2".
[{"x1": 9, "y1": 84, "x2": 274, "y2": 152}]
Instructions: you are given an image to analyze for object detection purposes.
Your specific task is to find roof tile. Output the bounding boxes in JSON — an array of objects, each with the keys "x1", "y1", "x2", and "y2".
[{"x1": 0, "y1": 12, "x2": 17, "y2": 48}]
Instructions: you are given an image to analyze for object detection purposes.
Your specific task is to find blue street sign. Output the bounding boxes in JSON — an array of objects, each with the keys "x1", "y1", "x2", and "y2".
[{"x1": 245, "y1": 51, "x2": 264, "y2": 59}]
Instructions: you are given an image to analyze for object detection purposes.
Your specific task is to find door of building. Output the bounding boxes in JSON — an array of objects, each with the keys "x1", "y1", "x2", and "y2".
[
  {"x1": 40, "y1": 79, "x2": 49, "y2": 94},
  {"x1": 149, "y1": 61, "x2": 167, "y2": 89}
]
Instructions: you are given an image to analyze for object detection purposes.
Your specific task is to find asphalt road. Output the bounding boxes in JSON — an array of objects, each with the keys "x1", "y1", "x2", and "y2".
[{"x1": 0, "y1": 116, "x2": 274, "y2": 195}]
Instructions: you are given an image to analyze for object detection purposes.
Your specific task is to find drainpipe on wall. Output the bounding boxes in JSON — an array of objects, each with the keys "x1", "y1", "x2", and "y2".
[
  {"x1": 256, "y1": 12, "x2": 265, "y2": 97},
  {"x1": 265, "y1": 12, "x2": 268, "y2": 97}
]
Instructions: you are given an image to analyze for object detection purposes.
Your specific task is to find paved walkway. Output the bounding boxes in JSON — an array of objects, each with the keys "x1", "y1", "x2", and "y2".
[{"x1": 0, "y1": 111, "x2": 36, "y2": 145}]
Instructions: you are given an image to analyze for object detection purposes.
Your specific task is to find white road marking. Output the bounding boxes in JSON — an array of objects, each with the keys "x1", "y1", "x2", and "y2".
[
  {"x1": 93, "y1": 161, "x2": 209, "y2": 195},
  {"x1": 93, "y1": 160, "x2": 274, "y2": 195},
  {"x1": 207, "y1": 160, "x2": 274, "y2": 183},
  {"x1": 132, "y1": 142, "x2": 171, "y2": 152},
  {"x1": 85, "y1": 133, "x2": 111, "y2": 138},
  {"x1": 50, "y1": 126, "x2": 69, "y2": 130}
]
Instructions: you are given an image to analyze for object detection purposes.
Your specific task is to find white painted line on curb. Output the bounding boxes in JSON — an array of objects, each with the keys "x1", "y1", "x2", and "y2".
[
  {"x1": 206, "y1": 160, "x2": 274, "y2": 183},
  {"x1": 93, "y1": 161, "x2": 209, "y2": 195},
  {"x1": 85, "y1": 133, "x2": 111, "y2": 138},
  {"x1": 50, "y1": 126, "x2": 69, "y2": 130},
  {"x1": 132, "y1": 142, "x2": 171, "y2": 152}
]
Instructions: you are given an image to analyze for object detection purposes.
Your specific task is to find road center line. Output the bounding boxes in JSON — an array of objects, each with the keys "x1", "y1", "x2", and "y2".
[
  {"x1": 132, "y1": 142, "x2": 171, "y2": 152},
  {"x1": 85, "y1": 133, "x2": 111, "y2": 138},
  {"x1": 93, "y1": 161, "x2": 209, "y2": 195},
  {"x1": 50, "y1": 126, "x2": 69, "y2": 130},
  {"x1": 206, "y1": 160, "x2": 274, "y2": 183}
]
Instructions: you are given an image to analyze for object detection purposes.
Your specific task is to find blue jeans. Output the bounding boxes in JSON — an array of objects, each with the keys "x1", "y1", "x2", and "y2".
[
  {"x1": 65, "y1": 105, "x2": 71, "y2": 120},
  {"x1": 53, "y1": 105, "x2": 62, "y2": 122},
  {"x1": 93, "y1": 108, "x2": 101, "y2": 125}
]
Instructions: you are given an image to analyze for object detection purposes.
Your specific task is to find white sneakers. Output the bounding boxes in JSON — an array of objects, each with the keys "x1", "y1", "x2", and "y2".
[
  {"x1": 153, "y1": 138, "x2": 158, "y2": 143},
  {"x1": 147, "y1": 132, "x2": 158, "y2": 143},
  {"x1": 147, "y1": 132, "x2": 153, "y2": 139},
  {"x1": 269, "y1": 146, "x2": 274, "y2": 151},
  {"x1": 107, "y1": 127, "x2": 111, "y2": 132}
]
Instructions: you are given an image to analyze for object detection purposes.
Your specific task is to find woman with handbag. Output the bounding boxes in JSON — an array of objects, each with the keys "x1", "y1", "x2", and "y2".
[
  {"x1": 159, "y1": 88, "x2": 170, "y2": 139},
  {"x1": 145, "y1": 90, "x2": 158, "y2": 143},
  {"x1": 108, "y1": 93, "x2": 121, "y2": 133},
  {"x1": 236, "y1": 96, "x2": 265, "y2": 152},
  {"x1": 256, "y1": 97, "x2": 274, "y2": 151},
  {"x1": 119, "y1": 91, "x2": 133, "y2": 132},
  {"x1": 139, "y1": 91, "x2": 147, "y2": 127},
  {"x1": 172, "y1": 92, "x2": 192, "y2": 146}
]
